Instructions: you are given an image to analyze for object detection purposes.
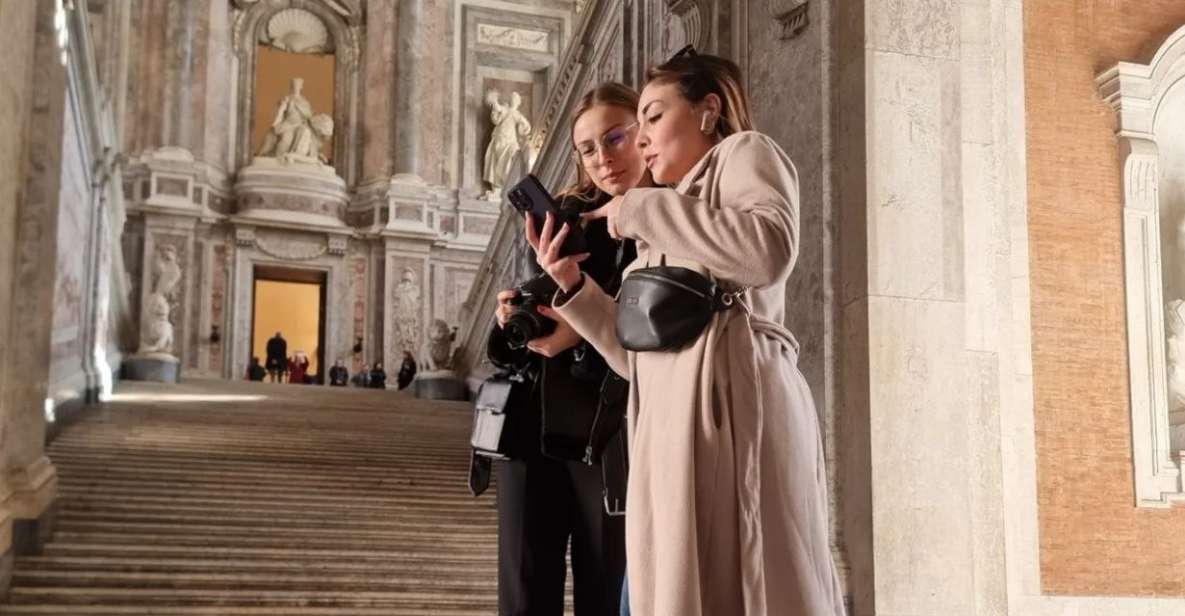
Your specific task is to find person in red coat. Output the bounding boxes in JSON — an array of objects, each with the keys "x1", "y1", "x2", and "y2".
[{"x1": 288, "y1": 351, "x2": 310, "y2": 384}]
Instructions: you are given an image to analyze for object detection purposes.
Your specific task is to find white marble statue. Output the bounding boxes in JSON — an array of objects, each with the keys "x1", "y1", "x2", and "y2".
[
  {"x1": 257, "y1": 77, "x2": 333, "y2": 166},
  {"x1": 137, "y1": 244, "x2": 182, "y2": 356},
  {"x1": 482, "y1": 90, "x2": 532, "y2": 198},
  {"x1": 393, "y1": 267, "x2": 421, "y2": 354},
  {"x1": 423, "y1": 319, "x2": 454, "y2": 371},
  {"x1": 1167, "y1": 299, "x2": 1185, "y2": 412}
]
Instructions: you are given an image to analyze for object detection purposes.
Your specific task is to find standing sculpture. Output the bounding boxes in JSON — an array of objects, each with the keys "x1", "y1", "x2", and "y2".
[
  {"x1": 393, "y1": 267, "x2": 421, "y2": 354},
  {"x1": 257, "y1": 77, "x2": 334, "y2": 166},
  {"x1": 482, "y1": 90, "x2": 532, "y2": 199},
  {"x1": 137, "y1": 244, "x2": 182, "y2": 355},
  {"x1": 1168, "y1": 299, "x2": 1185, "y2": 411}
]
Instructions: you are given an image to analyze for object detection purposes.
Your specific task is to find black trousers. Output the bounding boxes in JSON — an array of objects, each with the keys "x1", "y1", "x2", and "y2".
[{"x1": 496, "y1": 454, "x2": 625, "y2": 616}]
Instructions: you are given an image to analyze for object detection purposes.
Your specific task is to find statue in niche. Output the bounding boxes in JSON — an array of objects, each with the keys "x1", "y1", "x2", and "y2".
[
  {"x1": 422, "y1": 319, "x2": 454, "y2": 371},
  {"x1": 393, "y1": 267, "x2": 421, "y2": 354},
  {"x1": 137, "y1": 244, "x2": 182, "y2": 356},
  {"x1": 257, "y1": 77, "x2": 334, "y2": 167},
  {"x1": 483, "y1": 90, "x2": 532, "y2": 199},
  {"x1": 1168, "y1": 299, "x2": 1185, "y2": 412}
]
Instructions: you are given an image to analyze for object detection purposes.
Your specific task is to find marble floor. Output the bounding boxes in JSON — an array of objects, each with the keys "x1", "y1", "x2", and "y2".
[{"x1": 0, "y1": 378, "x2": 515, "y2": 615}]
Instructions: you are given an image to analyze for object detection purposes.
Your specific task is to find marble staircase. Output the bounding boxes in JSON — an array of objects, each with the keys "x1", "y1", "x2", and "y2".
[{"x1": 0, "y1": 380, "x2": 510, "y2": 615}]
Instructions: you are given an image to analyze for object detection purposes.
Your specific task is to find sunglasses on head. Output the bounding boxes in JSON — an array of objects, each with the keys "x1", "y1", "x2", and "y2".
[{"x1": 671, "y1": 45, "x2": 697, "y2": 61}]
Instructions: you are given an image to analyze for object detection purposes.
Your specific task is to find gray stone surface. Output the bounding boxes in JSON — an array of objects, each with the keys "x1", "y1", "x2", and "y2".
[
  {"x1": 122, "y1": 356, "x2": 182, "y2": 384},
  {"x1": 414, "y1": 370, "x2": 468, "y2": 401},
  {"x1": 0, "y1": 546, "x2": 11, "y2": 601},
  {"x1": 11, "y1": 502, "x2": 58, "y2": 557}
]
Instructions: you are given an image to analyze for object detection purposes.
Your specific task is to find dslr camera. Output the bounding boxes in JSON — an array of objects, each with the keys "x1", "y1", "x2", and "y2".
[{"x1": 503, "y1": 274, "x2": 560, "y2": 350}]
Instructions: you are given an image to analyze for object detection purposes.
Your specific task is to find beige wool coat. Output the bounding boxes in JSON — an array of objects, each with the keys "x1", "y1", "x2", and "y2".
[{"x1": 555, "y1": 131, "x2": 846, "y2": 616}]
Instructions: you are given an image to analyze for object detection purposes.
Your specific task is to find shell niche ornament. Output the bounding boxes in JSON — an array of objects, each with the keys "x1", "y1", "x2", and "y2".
[{"x1": 264, "y1": 8, "x2": 332, "y2": 54}]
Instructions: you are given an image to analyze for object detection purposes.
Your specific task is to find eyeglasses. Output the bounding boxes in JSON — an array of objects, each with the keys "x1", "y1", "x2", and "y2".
[{"x1": 574, "y1": 122, "x2": 640, "y2": 165}]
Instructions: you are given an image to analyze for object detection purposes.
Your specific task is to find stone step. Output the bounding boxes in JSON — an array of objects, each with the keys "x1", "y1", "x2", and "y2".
[
  {"x1": 50, "y1": 531, "x2": 497, "y2": 553},
  {"x1": 11, "y1": 570, "x2": 499, "y2": 591},
  {"x1": 56, "y1": 476, "x2": 476, "y2": 504},
  {"x1": 58, "y1": 493, "x2": 492, "y2": 517},
  {"x1": 59, "y1": 499, "x2": 494, "y2": 523},
  {"x1": 57, "y1": 508, "x2": 495, "y2": 532},
  {"x1": 50, "y1": 436, "x2": 467, "y2": 463},
  {"x1": 39, "y1": 542, "x2": 497, "y2": 563},
  {"x1": 13, "y1": 555, "x2": 494, "y2": 577},
  {"x1": 0, "y1": 605, "x2": 492, "y2": 616},
  {"x1": 5, "y1": 587, "x2": 498, "y2": 608},
  {"x1": 52, "y1": 521, "x2": 499, "y2": 545},
  {"x1": 52, "y1": 459, "x2": 474, "y2": 486},
  {"x1": 0, "y1": 380, "x2": 548, "y2": 614},
  {"x1": 56, "y1": 484, "x2": 482, "y2": 508}
]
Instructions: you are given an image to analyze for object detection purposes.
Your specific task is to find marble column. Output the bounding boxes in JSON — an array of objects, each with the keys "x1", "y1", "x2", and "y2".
[
  {"x1": 393, "y1": 0, "x2": 425, "y2": 180},
  {"x1": 392, "y1": 0, "x2": 448, "y2": 186},
  {"x1": 0, "y1": 0, "x2": 69, "y2": 592},
  {"x1": 834, "y1": 0, "x2": 1024, "y2": 613},
  {"x1": 361, "y1": 0, "x2": 398, "y2": 184}
]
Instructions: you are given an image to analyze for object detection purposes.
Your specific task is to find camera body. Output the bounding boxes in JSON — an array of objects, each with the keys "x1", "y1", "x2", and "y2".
[{"x1": 504, "y1": 274, "x2": 561, "y2": 350}]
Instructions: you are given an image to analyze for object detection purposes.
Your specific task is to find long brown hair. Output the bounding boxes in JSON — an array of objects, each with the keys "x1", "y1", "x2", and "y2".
[
  {"x1": 559, "y1": 82, "x2": 641, "y2": 203},
  {"x1": 645, "y1": 50, "x2": 754, "y2": 140}
]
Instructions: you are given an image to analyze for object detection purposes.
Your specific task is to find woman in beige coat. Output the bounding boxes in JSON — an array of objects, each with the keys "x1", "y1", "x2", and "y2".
[{"x1": 526, "y1": 49, "x2": 846, "y2": 615}]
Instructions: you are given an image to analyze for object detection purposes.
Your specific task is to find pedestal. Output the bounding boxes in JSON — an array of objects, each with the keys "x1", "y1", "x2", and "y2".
[
  {"x1": 235, "y1": 158, "x2": 350, "y2": 228},
  {"x1": 413, "y1": 369, "x2": 468, "y2": 401},
  {"x1": 122, "y1": 353, "x2": 181, "y2": 383}
]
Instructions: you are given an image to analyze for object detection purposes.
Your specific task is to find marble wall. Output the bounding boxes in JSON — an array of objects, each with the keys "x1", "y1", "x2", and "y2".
[
  {"x1": 108, "y1": 0, "x2": 582, "y2": 378},
  {"x1": 49, "y1": 90, "x2": 95, "y2": 404}
]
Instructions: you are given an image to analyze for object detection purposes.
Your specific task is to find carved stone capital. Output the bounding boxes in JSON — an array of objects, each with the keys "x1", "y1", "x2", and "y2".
[{"x1": 234, "y1": 226, "x2": 256, "y2": 247}]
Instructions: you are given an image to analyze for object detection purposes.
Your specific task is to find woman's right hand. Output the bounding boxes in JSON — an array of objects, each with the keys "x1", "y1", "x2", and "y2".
[
  {"x1": 494, "y1": 289, "x2": 517, "y2": 328},
  {"x1": 524, "y1": 213, "x2": 589, "y2": 294}
]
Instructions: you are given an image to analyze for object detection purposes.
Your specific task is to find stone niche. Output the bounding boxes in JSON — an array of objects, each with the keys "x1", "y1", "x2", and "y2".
[
  {"x1": 232, "y1": 0, "x2": 361, "y2": 185},
  {"x1": 1098, "y1": 23, "x2": 1185, "y2": 507},
  {"x1": 454, "y1": 3, "x2": 572, "y2": 194}
]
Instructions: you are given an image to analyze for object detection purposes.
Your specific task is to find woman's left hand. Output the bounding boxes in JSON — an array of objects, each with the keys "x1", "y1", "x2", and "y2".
[
  {"x1": 526, "y1": 305, "x2": 582, "y2": 357},
  {"x1": 580, "y1": 195, "x2": 625, "y2": 239}
]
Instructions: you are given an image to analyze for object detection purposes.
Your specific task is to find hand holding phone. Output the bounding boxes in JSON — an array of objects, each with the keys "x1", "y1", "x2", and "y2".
[{"x1": 507, "y1": 174, "x2": 587, "y2": 257}]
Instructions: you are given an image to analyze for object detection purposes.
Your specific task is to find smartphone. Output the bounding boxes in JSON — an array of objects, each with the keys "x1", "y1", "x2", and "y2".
[{"x1": 507, "y1": 174, "x2": 587, "y2": 257}]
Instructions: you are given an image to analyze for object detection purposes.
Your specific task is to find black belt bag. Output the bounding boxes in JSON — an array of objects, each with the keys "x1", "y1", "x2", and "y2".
[{"x1": 615, "y1": 255, "x2": 741, "y2": 352}]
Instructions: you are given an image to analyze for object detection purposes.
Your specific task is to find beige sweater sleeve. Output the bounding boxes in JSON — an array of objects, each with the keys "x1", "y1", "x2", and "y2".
[
  {"x1": 615, "y1": 132, "x2": 800, "y2": 288},
  {"x1": 552, "y1": 275, "x2": 629, "y2": 378}
]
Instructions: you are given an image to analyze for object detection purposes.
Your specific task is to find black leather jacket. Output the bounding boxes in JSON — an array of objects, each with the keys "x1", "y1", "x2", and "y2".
[{"x1": 486, "y1": 190, "x2": 636, "y2": 463}]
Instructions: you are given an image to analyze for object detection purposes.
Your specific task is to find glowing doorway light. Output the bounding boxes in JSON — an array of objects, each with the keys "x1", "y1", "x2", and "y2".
[{"x1": 44, "y1": 398, "x2": 56, "y2": 423}]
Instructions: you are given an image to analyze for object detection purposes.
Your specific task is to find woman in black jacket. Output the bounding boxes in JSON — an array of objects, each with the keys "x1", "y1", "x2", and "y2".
[{"x1": 482, "y1": 82, "x2": 647, "y2": 616}]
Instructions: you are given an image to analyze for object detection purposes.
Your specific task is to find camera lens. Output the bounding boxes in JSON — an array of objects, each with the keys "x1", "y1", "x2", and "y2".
[
  {"x1": 503, "y1": 314, "x2": 535, "y2": 349},
  {"x1": 503, "y1": 306, "x2": 556, "y2": 350}
]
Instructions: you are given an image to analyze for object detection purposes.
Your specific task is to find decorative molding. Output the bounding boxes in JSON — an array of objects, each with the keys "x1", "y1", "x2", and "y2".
[
  {"x1": 477, "y1": 23, "x2": 550, "y2": 52},
  {"x1": 263, "y1": 8, "x2": 333, "y2": 54},
  {"x1": 327, "y1": 235, "x2": 348, "y2": 255},
  {"x1": 253, "y1": 234, "x2": 329, "y2": 261},
  {"x1": 769, "y1": 0, "x2": 808, "y2": 40},
  {"x1": 1096, "y1": 24, "x2": 1185, "y2": 508},
  {"x1": 234, "y1": 226, "x2": 256, "y2": 246}
]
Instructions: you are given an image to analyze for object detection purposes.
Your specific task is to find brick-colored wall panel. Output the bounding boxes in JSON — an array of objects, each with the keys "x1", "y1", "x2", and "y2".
[{"x1": 1026, "y1": 0, "x2": 1185, "y2": 596}]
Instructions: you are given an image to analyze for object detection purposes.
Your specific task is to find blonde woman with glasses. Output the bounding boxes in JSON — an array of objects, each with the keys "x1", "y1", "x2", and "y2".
[{"x1": 479, "y1": 82, "x2": 650, "y2": 616}]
